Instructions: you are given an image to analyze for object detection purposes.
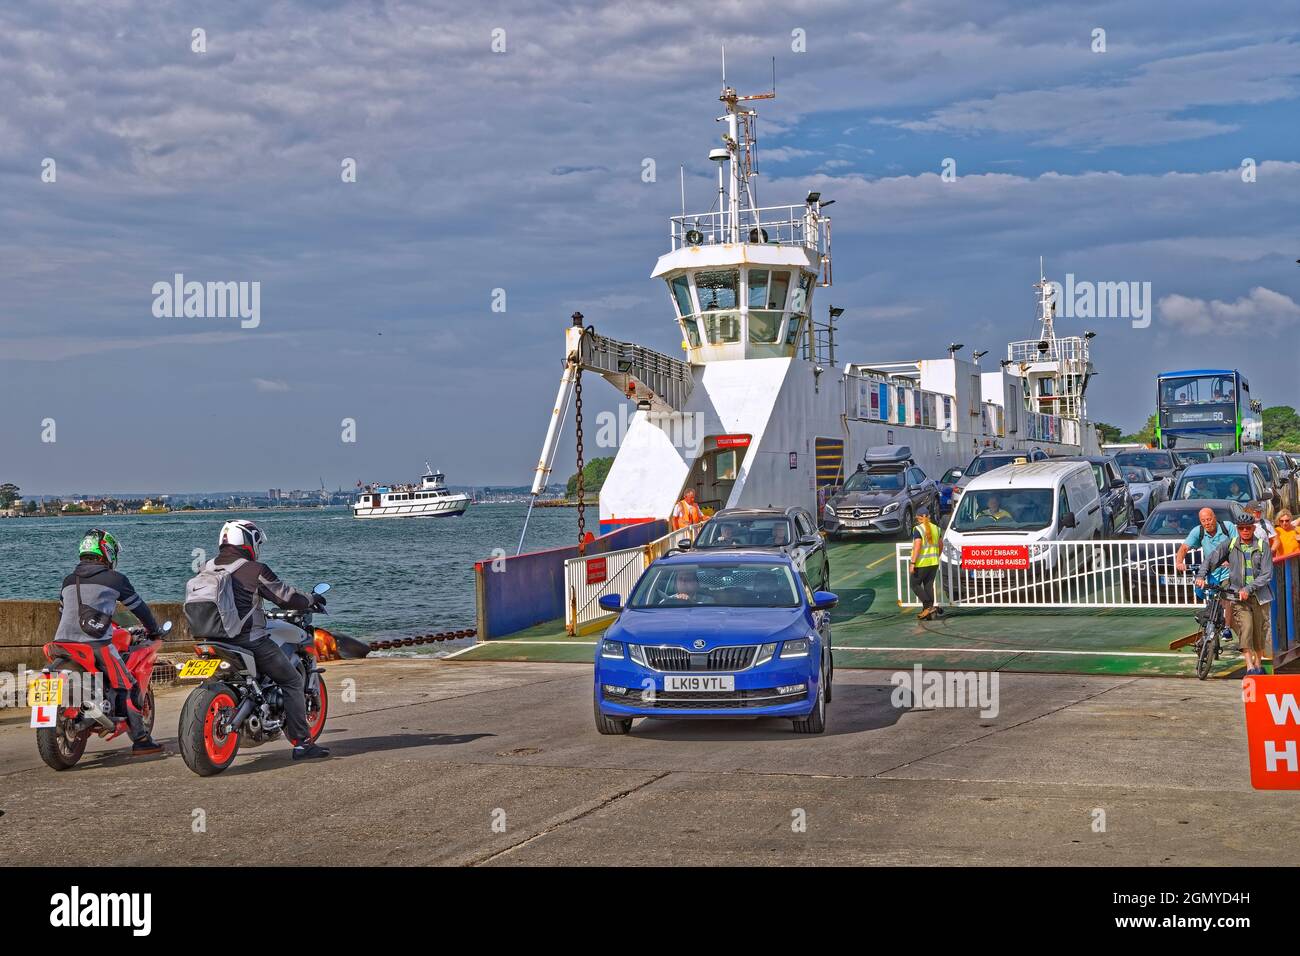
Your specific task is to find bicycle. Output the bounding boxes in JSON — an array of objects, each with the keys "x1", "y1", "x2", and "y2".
[{"x1": 1192, "y1": 582, "x2": 1235, "y2": 680}]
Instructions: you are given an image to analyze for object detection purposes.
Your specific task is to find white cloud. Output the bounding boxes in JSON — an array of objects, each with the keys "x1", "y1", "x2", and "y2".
[
  {"x1": 252, "y1": 378, "x2": 290, "y2": 393},
  {"x1": 1158, "y1": 287, "x2": 1300, "y2": 335}
]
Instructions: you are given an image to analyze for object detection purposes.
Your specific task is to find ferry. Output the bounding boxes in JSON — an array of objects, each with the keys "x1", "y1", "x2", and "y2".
[
  {"x1": 527, "y1": 79, "x2": 1101, "y2": 536},
  {"x1": 352, "y1": 465, "x2": 470, "y2": 519}
]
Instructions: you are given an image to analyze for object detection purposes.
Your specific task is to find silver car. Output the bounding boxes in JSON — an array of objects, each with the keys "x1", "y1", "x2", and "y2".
[
  {"x1": 823, "y1": 446, "x2": 939, "y2": 540},
  {"x1": 1119, "y1": 464, "x2": 1168, "y2": 523}
]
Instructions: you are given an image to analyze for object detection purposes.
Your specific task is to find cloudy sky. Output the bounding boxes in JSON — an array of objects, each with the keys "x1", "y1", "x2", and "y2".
[{"x1": 1, "y1": 1, "x2": 1297, "y2": 494}]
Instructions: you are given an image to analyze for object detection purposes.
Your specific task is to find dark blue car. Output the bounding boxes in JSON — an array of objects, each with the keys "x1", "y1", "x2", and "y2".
[{"x1": 592, "y1": 550, "x2": 837, "y2": 735}]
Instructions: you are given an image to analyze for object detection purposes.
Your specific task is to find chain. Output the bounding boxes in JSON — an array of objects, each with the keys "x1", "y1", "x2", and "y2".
[{"x1": 575, "y1": 363, "x2": 586, "y2": 554}]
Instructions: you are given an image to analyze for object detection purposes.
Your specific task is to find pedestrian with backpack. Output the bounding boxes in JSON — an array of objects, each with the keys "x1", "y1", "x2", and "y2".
[{"x1": 184, "y1": 520, "x2": 330, "y2": 760}]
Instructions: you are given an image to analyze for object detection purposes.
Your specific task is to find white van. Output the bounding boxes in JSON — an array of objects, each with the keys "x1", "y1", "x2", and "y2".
[{"x1": 938, "y1": 460, "x2": 1103, "y2": 594}]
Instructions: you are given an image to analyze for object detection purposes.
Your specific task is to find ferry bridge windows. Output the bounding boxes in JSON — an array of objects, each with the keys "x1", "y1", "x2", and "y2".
[
  {"x1": 696, "y1": 270, "x2": 739, "y2": 311},
  {"x1": 785, "y1": 315, "x2": 805, "y2": 347},
  {"x1": 766, "y1": 272, "x2": 791, "y2": 311},
  {"x1": 680, "y1": 316, "x2": 702, "y2": 348},
  {"x1": 702, "y1": 312, "x2": 741, "y2": 344},
  {"x1": 748, "y1": 310, "x2": 782, "y2": 344},
  {"x1": 670, "y1": 275, "x2": 694, "y2": 317}
]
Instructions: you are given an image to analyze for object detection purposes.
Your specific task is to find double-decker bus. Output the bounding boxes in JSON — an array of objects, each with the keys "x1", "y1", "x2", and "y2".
[{"x1": 1155, "y1": 368, "x2": 1262, "y2": 453}]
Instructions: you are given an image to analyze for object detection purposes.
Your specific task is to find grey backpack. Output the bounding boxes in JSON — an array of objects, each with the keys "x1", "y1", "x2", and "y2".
[{"x1": 184, "y1": 558, "x2": 255, "y2": 639}]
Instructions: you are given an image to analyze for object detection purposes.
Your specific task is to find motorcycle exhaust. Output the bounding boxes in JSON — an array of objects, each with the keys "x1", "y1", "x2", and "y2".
[
  {"x1": 224, "y1": 698, "x2": 256, "y2": 735},
  {"x1": 80, "y1": 699, "x2": 115, "y2": 733}
]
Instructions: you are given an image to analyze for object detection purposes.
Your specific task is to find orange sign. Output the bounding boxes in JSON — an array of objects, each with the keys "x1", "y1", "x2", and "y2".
[{"x1": 1242, "y1": 675, "x2": 1300, "y2": 789}]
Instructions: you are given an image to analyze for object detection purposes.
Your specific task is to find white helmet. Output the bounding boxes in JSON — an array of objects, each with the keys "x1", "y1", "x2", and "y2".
[{"x1": 219, "y1": 519, "x2": 266, "y2": 559}]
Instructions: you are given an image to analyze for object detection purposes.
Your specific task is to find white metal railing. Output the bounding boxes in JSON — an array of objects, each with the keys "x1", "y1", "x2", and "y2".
[
  {"x1": 564, "y1": 523, "x2": 703, "y2": 633},
  {"x1": 1007, "y1": 336, "x2": 1091, "y2": 365},
  {"x1": 669, "y1": 205, "x2": 826, "y2": 253},
  {"x1": 896, "y1": 540, "x2": 1207, "y2": 609}
]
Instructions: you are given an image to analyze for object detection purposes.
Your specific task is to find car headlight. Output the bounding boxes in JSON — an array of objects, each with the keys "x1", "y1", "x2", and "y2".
[
  {"x1": 882, "y1": 501, "x2": 899, "y2": 514},
  {"x1": 754, "y1": 642, "x2": 778, "y2": 666},
  {"x1": 824, "y1": 504, "x2": 837, "y2": 517},
  {"x1": 942, "y1": 540, "x2": 960, "y2": 560},
  {"x1": 628, "y1": 644, "x2": 647, "y2": 666},
  {"x1": 600, "y1": 639, "x2": 625, "y2": 659},
  {"x1": 780, "y1": 637, "x2": 811, "y2": 658},
  {"x1": 1029, "y1": 543, "x2": 1050, "y2": 557}
]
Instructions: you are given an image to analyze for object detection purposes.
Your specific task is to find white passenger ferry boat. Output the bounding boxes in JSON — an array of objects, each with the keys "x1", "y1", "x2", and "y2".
[{"x1": 352, "y1": 466, "x2": 471, "y2": 519}]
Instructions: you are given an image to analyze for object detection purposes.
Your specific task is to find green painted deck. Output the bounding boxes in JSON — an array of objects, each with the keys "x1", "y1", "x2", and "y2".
[{"x1": 454, "y1": 540, "x2": 1255, "y2": 678}]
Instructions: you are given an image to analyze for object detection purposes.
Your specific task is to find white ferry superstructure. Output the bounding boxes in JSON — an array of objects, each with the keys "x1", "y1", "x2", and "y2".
[{"x1": 530, "y1": 79, "x2": 1101, "y2": 535}]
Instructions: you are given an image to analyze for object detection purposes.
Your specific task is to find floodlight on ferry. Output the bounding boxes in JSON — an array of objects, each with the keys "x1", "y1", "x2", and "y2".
[
  {"x1": 972, "y1": 350, "x2": 988, "y2": 363},
  {"x1": 1084, "y1": 330, "x2": 1097, "y2": 340},
  {"x1": 947, "y1": 343, "x2": 964, "y2": 357},
  {"x1": 829, "y1": 306, "x2": 845, "y2": 319},
  {"x1": 1036, "y1": 340, "x2": 1049, "y2": 352},
  {"x1": 805, "y1": 190, "x2": 821, "y2": 204}
]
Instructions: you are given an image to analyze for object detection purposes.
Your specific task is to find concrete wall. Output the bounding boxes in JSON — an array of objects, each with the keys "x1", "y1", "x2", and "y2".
[{"x1": 0, "y1": 601, "x2": 194, "y2": 670}]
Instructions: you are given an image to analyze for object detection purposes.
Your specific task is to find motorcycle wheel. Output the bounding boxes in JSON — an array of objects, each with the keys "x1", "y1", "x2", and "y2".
[
  {"x1": 305, "y1": 678, "x2": 328, "y2": 743},
  {"x1": 140, "y1": 687, "x2": 156, "y2": 737},
  {"x1": 178, "y1": 683, "x2": 242, "y2": 776},
  {"x1": 36, "y1": 718, "x2": 88, "y2": 771}
]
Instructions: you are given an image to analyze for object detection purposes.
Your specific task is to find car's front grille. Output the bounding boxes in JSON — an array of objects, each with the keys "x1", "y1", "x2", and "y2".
[
  {"x1": 847, "y1": 507, "x2": 880, "y2": 519},
  {"x1": 602, "y1": 686, "x2": 807, "y2": 710},
  {"x1": 641, "y1": 645, "x2": 757, "y2": 671}
]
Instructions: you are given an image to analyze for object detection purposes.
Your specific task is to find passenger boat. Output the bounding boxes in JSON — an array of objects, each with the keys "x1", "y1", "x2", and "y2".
[{"x1": 352, "y1": 465, "x2": 470, "y2": 519}]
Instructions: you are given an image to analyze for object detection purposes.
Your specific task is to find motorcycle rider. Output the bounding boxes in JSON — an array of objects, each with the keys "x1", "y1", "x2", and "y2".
[
  {"x1": 54, "y1": 530, "x2": 164, "y2": 756},
  {"x1": 213, "y1": 519, "x2": 330, "y2": 760}
]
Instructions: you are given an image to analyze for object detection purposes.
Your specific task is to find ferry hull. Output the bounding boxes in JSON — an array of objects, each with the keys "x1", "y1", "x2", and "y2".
[
  {"x1": 598, "y1": 357, "x2": 1098, "y2": 532},
  {"x1": 352, "y1": 498, "x2": 470, "y2": 519}
]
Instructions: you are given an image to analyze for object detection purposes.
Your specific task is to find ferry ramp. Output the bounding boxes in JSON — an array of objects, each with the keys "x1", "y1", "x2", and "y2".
[{"x1": 453, "y1": 541, "x2": 1228, "y2": 678}]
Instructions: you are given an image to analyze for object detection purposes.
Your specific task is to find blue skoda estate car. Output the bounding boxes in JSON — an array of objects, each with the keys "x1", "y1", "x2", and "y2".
[{"x1": 592, "y1": 549, "x2": 838, "y2": 735}]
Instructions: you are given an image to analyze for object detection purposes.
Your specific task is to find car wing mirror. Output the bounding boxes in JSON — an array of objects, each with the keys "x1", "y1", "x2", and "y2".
[
  {"x1": 812, "y1": 590, "x2": 839, "y2": 610},
  {"x1": 598, "y1": 594, "x2": 623, "y2": 613},
  {"x1": 1060, "y1": 511, "x2": 1077, "y2": 529},
  {"x1": 799, "y1": 535, "x2": 820, "y2": 547}
]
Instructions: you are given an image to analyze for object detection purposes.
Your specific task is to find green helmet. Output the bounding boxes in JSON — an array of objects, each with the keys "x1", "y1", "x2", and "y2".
[{"x1": 78, "y1": 529, "x2": 120, "y2": 568}]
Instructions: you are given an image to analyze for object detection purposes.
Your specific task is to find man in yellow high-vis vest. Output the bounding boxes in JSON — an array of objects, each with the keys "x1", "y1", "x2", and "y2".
[{"x1": 910, "y1": 506, "x2": 942, "y2": 620}]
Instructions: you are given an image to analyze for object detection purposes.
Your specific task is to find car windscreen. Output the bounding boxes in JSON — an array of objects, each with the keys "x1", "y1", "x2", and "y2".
[
  {"x1": 842, "y1": 469, "x2": 904, "y2": 492},
  {"x1": 1116, "y1": 451, "x2": 1175, "y2": 471},
  {"x1": 694, "y1": 517, "x2": 794, "y2": 549},
  {"x1": 950, "y1": 488, "x2": 1054, "y2": 532},
  {"x1": 1121, "y1": 466, "x2": 1154, "y2": 483},
  {"x1": 1143, "y1": 507, "x2": 1235, "y2": 537},
  {"x1": 1175, "y1": 473, "x2": 1251, "y2": 501},
  {"x1": 965, "y1": 455, "x2": 1018, "y2": 477},
  {"x1": 1175, "y1": 450, "x2": 1212, "y2": 465},
  {"x1": 940, "y1": 468, "x2": 962, "y2": 484},
  {"x1": 627, "y1": 562, "x2": 801, "y2": 608}
]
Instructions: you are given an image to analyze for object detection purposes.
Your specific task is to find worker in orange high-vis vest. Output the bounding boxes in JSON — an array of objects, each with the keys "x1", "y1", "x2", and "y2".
[{"x1": 671, "y1": 489, "x2": 703, "y2": 530}]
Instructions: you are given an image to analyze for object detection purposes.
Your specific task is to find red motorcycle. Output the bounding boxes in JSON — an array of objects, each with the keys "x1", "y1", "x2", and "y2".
[{"x1": 31, "y1": 620, "x2": 172, "y2": 770}]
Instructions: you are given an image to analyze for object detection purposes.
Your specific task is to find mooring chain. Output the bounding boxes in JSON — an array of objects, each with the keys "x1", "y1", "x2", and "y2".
[
  {"x1": 575, "y1": 362, "x2": 585, "y2": 554},
  {"x1": 368, "y1": 629, "x2": 477, "y2": 651}
]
